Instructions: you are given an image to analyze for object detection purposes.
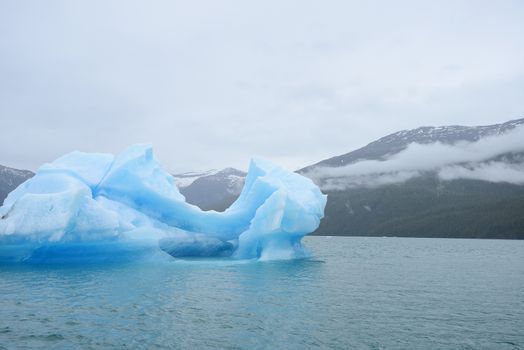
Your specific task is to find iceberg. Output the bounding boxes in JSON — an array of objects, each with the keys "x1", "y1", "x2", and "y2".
[{"x1": 0, "y1": 144, "x2": 326, "y2": 263}]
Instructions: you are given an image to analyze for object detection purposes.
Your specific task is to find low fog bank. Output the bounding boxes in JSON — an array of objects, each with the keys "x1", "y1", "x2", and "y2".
[{"x1": 307, "y1": 126, "x2": 524, "y2": 190}]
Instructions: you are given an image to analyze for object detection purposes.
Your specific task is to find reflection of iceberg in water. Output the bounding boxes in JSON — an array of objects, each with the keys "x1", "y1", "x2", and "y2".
[{"x1": 0, "y1": 144, "x2": 326, "y2": 263}]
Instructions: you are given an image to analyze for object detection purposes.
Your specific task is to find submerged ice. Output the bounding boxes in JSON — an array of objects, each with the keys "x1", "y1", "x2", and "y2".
[{"x1": 0, "y1": 144, "x2": 326, "y2": 263}]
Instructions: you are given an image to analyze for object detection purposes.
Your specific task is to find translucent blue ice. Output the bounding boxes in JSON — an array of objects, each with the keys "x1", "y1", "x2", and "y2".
[{"x1": 0, "y1": 144, "x2": 326, "y2": 263}]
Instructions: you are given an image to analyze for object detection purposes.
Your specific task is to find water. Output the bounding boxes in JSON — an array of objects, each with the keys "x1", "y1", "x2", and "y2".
[{"x1": 0, "y1": 236, "x2": 523, "y2": 349}]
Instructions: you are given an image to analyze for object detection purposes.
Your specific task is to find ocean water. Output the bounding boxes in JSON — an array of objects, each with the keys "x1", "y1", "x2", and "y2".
[{"x1": 0, "y1": 236, "x2": 523, "y2": 350}]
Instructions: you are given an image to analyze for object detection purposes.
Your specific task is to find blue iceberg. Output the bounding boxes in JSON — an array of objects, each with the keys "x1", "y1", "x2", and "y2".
[{"x1": 0, "y1": 144, "x2": 326, "y2": 263}]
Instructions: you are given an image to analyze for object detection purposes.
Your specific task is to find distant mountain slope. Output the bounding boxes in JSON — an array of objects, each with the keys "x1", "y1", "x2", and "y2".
[
  {"x1": 300, "y1": 118, "x2": 524, "y2": 172},
  {"x1": 172, "y1": 169, "x2": 220, "y2": 188},
  {"x1": 0, "y1": 165, "x2": 34, "y2": 205},
  {"x1": 317, "y1": 174, "x2": 524, "y2": 239},
  {"x1": 174, "y1": 168, "x2": 246, "y2": 211},
  {"x1": 300, "y1": 118, "x2": 524, "y2": 238}
]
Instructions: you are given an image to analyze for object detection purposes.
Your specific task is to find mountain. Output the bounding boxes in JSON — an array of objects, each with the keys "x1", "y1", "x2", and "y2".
[
  {"x1": 300, "y1": 117, "x2": 524, "y2": 239},
  {"x1": 300, "y1": 118, "x2": 524, "y2": 172},
  {"x1": 316, "y1": 175, "x2": 524, "y2": 239},
  {"x1": 173, "y1": 168, "x2": 246, "y2": 211},
  {"x1": 0, "y1": 165, "x2": 34, "y2": 205},
  {"x1": 172, "y1": 169, "x2": 221, "y2": 188}
]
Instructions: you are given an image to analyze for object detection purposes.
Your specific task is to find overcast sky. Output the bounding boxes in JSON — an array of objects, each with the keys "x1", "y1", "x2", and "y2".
[{"x1": 1, "y1": 0, "x2": 523, "y2": 173}]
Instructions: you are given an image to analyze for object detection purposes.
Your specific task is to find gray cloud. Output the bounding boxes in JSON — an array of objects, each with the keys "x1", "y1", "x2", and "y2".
[
  {"x1": 0, "y1": 0, "x2": 523, "y2": 172},
  {"x1": 308, "y1": 125, "x2": 524, "y2": 190},
  {"x1": 439, "y1": 162, "x2": 524, "y2": 184}
]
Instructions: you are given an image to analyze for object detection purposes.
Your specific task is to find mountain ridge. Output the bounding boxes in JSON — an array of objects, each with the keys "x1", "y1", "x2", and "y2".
[
  {"x1": 299, "y1": 117, "x2": 524, "y2": 173},
  {"x1": 174, "y1": 167, "x2": 246, "y2": 211}
]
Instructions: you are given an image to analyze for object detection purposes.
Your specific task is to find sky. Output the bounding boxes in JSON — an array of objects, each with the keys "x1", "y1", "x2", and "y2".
[{"x1": 1, "y1": 0, "x2": 523, "y2": 173}]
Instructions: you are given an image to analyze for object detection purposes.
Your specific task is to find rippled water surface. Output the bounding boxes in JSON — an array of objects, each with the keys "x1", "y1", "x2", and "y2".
[{"x1": 1, "y1": 236, "x2": 523, "y2": 349}]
